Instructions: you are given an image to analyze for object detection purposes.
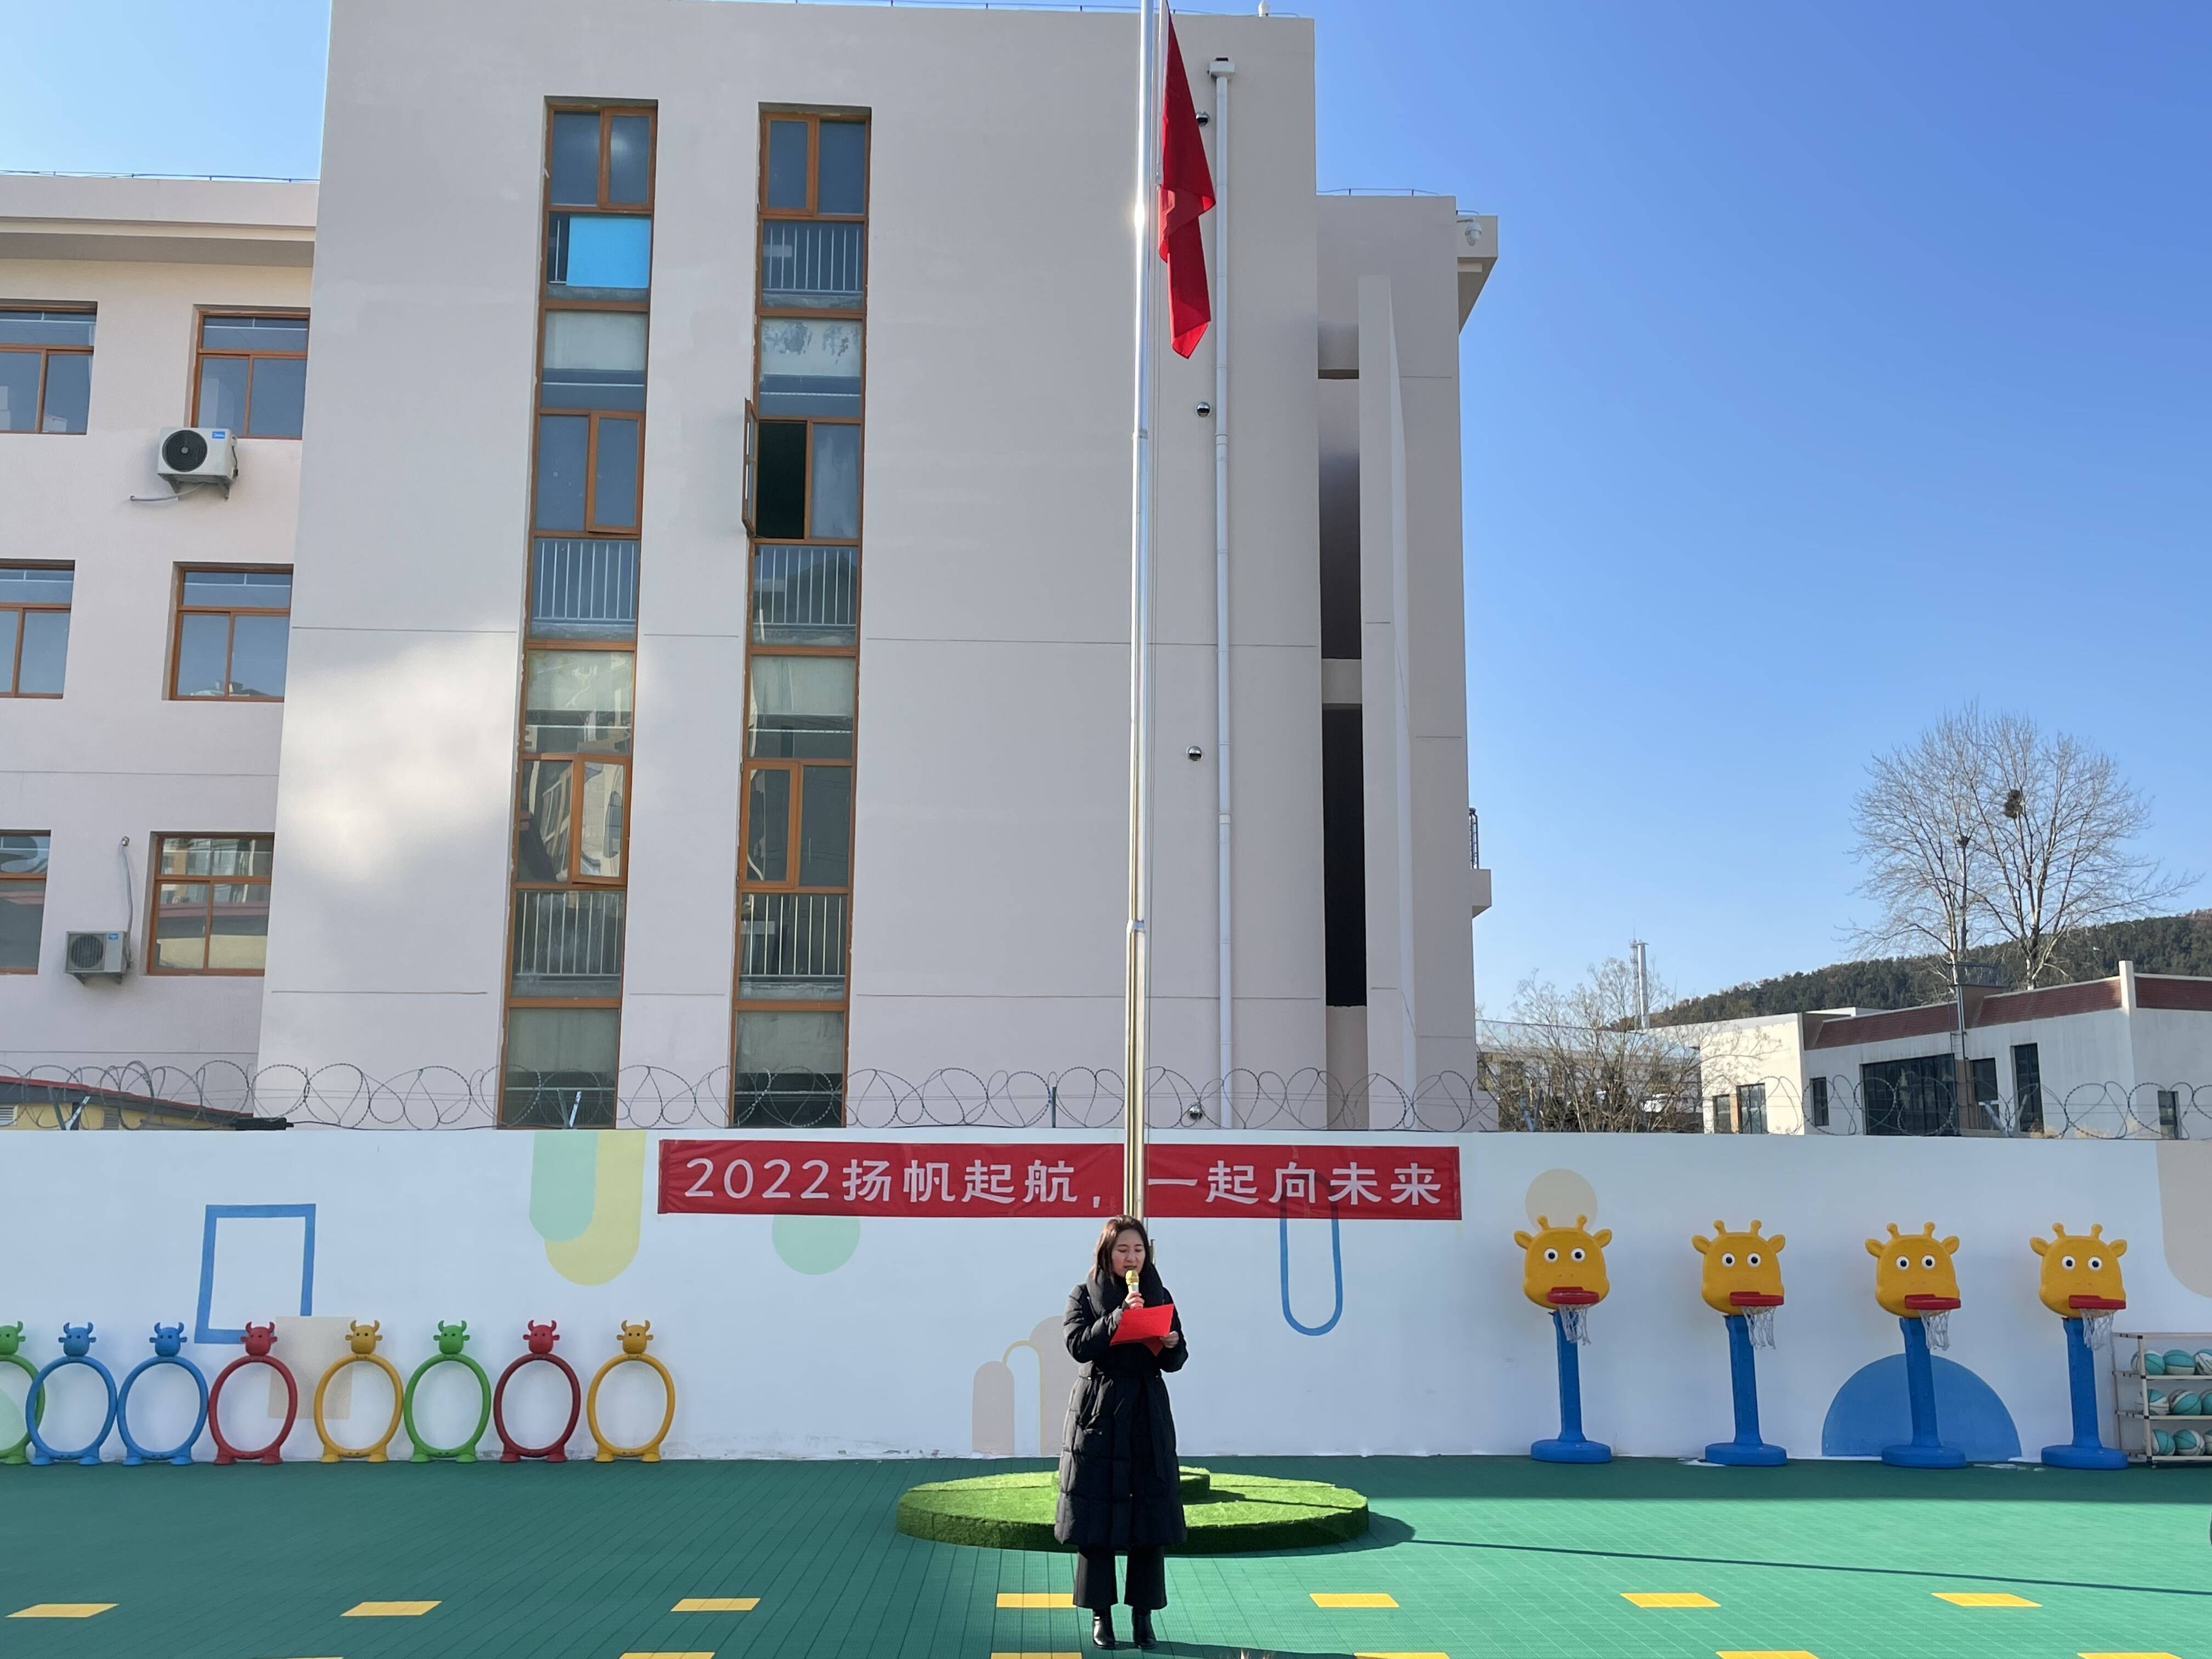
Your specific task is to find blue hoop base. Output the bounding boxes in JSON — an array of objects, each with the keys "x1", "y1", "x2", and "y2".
[
  {"x1": 1531, "y1": 1436, "x2": 1612, "y2": 1464},
  {"x1": 1881, "y1": 1442, "x2": 1967, "y2": 1469},
  {"x1": 2040, "y1": 1442, "x2": 2126, "y2": 1470},
  {"x1": 117, "y1": 1355, "x2": 210, "y2": 1467},
  {"x1": 26, "y1": 1357, "x2": 120, "y2": 1468},
  {"x1": 1704, "y1": 1439, "x2": 1787, "y2": 1466}
]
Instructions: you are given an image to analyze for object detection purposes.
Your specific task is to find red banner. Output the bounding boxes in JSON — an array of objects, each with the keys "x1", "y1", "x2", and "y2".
[
  {"x1": 1144, "y1": 1143, "x2": 1460, "y2": 1220},
  {"x1": 659, "y1": 1139, "x2": 1122, "y2": 1218}
]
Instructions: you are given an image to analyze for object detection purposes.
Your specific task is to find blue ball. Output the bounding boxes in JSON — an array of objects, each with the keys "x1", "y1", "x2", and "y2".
[
  {"x1": 2153, "y1": 1429, "x2": 2174, "y2": 1456},
  {"x1": 2164, "y1": 1348, "x2": 2196, "y2": 1373},
  {"x1": 2147, "y1": 1390, "x2": 2169, "y2": 1415},
  {"x1": 2146, "y1": 1351, "x2": 2167, "y2": 1375},
  {"x1": 2174, "y1": 1392, "x2": 2204, "y2": 1416},
  {"x1": 2195, "y1": 1349, "x2": 2212, "y2": 1376},
  {"x1": 2174, "y1": 1429, "x2": 2204, "y2": 1457}
]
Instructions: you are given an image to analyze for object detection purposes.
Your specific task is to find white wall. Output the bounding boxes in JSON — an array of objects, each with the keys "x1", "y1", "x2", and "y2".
[
  {"x1": 4, "y1": 1128, "x2": 2206, "y2": 1464},
  {"x1": 0, "y1": 189, "x2": 310, "y2": 1082}
]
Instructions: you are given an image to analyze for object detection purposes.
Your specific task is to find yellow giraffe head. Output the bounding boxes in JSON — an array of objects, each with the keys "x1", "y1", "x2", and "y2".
[
  {"x1": 1690, "y1": 1219, "x2": 1786, "y2": 1315},
  {"x1": 619, "y1": 1319, "x2": 654, "y2": 1356},
  {"x1": 1865, "y1": 1222, "x2": 1961, "y2": 1318},
  {"x1": 2029, "y1": 1223, "x2": 2127, "y2": 1318},
  {"x1": 345, "y1": 1319, "x2": 382, "y2": 1356},
  {"x1": 1512, "y1": 1214, "x2": 1612, "y2": 1309}
]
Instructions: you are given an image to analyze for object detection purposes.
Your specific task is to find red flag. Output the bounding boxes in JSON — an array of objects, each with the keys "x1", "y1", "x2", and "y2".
[{"x1": 1158, "y1": 10, "x2": 1216, "y2": 358}]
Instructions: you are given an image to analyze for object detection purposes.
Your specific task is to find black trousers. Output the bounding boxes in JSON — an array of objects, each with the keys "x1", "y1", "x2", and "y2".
[{"x1": 1074, "y1": 1546, "x2": 1166, "y2": 1611}]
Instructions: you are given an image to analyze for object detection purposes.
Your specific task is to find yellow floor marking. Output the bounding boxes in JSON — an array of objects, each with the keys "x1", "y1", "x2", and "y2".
[
  {"x1": 672, "y1": 1598, "x2": 759, "y2": 1612},
  {"x1": 996, "y1": 1593, "x2": 1075, "y2": 1609},
  {"x1": 342, "y1": 1600, "x2": 441, "y2": 1617},
  {"x1": 8, "y1": 1605, "x2": 117, "y2": 1619},
  {"x1": 1312, "y1": 1593, "x2": 1400, "y2": 1608},
  {"x1": 1933, "y1": 1592, "x2": 2039, "y2": 1608},
  {"x1": 1623, "y1": 1592, "x2": 1719, "y2": 1609}
]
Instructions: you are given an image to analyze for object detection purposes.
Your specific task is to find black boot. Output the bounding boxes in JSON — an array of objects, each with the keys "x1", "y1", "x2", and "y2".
[
  {"x1": 1131, "y1": 1609, "x2": 1159, "y2": 1650},
  {"x1": 1091, "y1": 1610, "x2": 1118, "y2": 1650}
]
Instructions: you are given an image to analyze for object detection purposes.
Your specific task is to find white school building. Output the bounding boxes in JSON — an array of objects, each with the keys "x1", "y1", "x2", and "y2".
[{"x1": 0, "y1": 0, "x2": 1497, "y2": 1128}]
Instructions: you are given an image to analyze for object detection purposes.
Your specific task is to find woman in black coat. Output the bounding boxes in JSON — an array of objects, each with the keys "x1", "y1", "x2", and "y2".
[{"x1": 1056, "y1": 1215, "x2": 1188, "y2": 1651}]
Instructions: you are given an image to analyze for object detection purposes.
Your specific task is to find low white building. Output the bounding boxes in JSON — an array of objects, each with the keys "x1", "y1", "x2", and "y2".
[
  {"x1": 1, "y1": 0, "x2": 1497, "y2": 1128},
  {"x1": 1685, "y1": 963, "x2": 2212, "y2": 1138}
]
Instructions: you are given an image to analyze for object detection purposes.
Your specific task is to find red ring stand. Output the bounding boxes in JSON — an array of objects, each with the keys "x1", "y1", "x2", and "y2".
[
  {"x1": 208, "y1": 1355, "x2": 300, "y2": 1465},
  {"x1": 494, "y1": 1353, "x2": 582, "y2": 1463}
]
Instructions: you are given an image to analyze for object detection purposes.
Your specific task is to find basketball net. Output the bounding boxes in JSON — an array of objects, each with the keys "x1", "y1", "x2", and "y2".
[{"x1": 1921, "y1": 1310, "x2": 1951, "y2": 1352}]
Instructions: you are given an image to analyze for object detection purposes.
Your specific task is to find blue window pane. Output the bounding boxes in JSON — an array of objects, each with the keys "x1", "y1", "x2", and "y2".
[
  {"x1": 198, "y1": 356, "x2": 249, "y2": 430},
  {"x1": 174, "y1": 614, "x2": 229, "y2": 698},
  {"x1": 757, "y1": 319, "x2": 862, "y2": 417},
  {"x1": 817, "y1": 123, "x2": 867, "y2": 215},
  {"x1": 200, "y1": 315, "x2": 307, "y2": 352},
  {"x1": 228, "y1": 613, "x2": 290, "y2": 697},
  {"x1": 16, "y1": 611, "x2": 68, "y2": 695},
  {"x1": 766, "y1": 121, "x2": 809, "y2": 211},
  {"x1": 249, "y1": 356, "x2": 307, "y2": 437},
  {"x1": 0, "y1": 310, "x2": 94, "y2": 347},
  {"x1": 809, "y1": 424, "x2": 860, "y2": 540},
  {"x1": 535, "y1": 415, "x2": 590, "y2": 531},
  {"x1": 39, "y1": 354, "x2": 89, "y2": 433},
  {"x1": 182, "y1": 569, "x2": 290, "y2": 607},
  {"x1": 0, "y1": 566, "x2": 72, "y2": 605},
  {"x1": 608, "y1": 115, "x2": 652, "y2": 205},
  {"x1": 546, "y1": 215, "x2": 652, "y2": 294},
  {"x1": 592, "y1": 417, "x2": 641, "y2": 531},
  {"x1": 0, "y1": 354, "x2": 41, "y2": 432},
  {"x1": 550, "y1": 112, "x2": 601, "y2": 206}
]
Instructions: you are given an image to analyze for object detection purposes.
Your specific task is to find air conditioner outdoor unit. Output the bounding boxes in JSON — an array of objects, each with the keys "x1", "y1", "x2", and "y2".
[
  {"x1": 156, "y1": 427, "x2": 238, "y2": 495},
  {"x1": 65, "y1": 930, "x2": 129, "y2": 980}
]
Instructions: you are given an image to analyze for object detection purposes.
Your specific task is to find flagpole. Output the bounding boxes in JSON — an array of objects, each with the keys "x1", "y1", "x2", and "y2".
[{"x1": 1123, "y1": 0, "x2": 1163, "y2": 1218}]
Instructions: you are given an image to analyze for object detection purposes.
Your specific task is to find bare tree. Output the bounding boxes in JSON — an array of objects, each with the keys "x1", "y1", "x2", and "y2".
[
  {"x1": 1848, "y1": 709, "x2": 1990, "y2": 991},
  {"x1": 1967, "y1": 711, "x2": 2191, "y2": 985},
  {"x1": 1850, "y1": 704, "x2": 2190, "y2": 988},
  {"x1": 1481, "y1": 957, "x2": 1703, "y2": 1131}
]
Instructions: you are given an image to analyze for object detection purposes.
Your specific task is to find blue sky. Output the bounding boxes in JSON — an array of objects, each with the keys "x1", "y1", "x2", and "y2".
[{"x1": 8, "y1": 2, "x2": 2205, "y2": 1007}]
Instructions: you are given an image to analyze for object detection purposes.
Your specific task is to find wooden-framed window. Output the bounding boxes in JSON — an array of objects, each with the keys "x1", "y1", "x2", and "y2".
[
  {"x1": 149, "y1": 834, "x2": 273, "y2": 974},
  {"x1": 0, "y1": 832, "x2": 49, "y2": 973},
  {"x1": 171, "y1": 567, "x2": 292, "y2": 700},
  {"x1": 734, "y1": 108, "x2": 870, "y2": 1128},
  {"x1": 191, "y1": 311, "x2": 308, "y2": 438},
  {"x1": 504, "y1": 101, "x2": 657, "y2": 1131},
  {"x1": 0, "y1": 307, "x2": 93, "y2": 435},
  {"x1": 1, "y1": 564, "x2": 72, "y2": 697}
]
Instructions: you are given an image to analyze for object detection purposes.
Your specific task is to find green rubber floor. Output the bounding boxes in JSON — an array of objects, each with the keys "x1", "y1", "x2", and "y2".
[{"x1": 2, "y1": 1456, "x2": 2207, "y2": 1658}]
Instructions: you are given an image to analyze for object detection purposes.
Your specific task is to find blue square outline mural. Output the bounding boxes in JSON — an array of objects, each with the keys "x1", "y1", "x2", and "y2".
[{"x1": 195, "y1": 1204, "x2": 317, "y2": 1345}]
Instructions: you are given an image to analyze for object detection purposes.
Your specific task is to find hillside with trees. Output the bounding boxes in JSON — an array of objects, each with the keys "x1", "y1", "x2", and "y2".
[{"x1": 1655, "y1": 911, "x2": 2212, "y2": 1026}]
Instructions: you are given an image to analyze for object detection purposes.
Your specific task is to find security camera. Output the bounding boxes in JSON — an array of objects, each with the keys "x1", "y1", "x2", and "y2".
[
  {"x1": 1186, "y1": 744, "x2": 1203, "y2": 761},
  {"x1": 1194, "y1": 400, "x2": 1212, "y2": 416},
  {"x1": 1183, "y1": 1103, "x2": 1207, "y2": 1124}
]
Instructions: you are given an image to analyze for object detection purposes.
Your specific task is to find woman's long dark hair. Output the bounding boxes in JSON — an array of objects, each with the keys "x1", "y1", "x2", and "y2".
[{"x1": 1092, "y1": 1214, "x2": 1153, "y2": 1282}]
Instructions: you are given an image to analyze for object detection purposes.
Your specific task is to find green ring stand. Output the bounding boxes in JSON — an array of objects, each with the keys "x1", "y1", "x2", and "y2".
[
  {"x1": 3, "y1": 1345, "x2": 43, "y2": 1466},
  {"x1": 401, "y1": 1323, "x2": 492, "y2": 1464}
]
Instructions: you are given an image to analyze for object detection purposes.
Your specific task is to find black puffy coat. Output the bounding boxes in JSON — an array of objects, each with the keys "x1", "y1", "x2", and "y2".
[{"x1": 1054, "y1": 1265, "x2": 1189, "y2": 1550}]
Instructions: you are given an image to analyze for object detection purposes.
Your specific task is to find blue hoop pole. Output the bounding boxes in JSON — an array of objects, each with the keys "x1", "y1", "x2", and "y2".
[
  {"x1": 1530, "y1": 1308, "x2": 1610, "y2": 1463},
  {"x1": 2040, "y1": 1316, "x2": 2126, "y2": 1470},
  {"x1": 1702, "y1": 1312, "x2": 1786, "y2": 1465},
  {"x1": 1881, "y1": 1316, "x2": 1965, "y2": 1469},
  {"x1": 116, "y1": 1356, "x2": 211, "y2": 1467}
]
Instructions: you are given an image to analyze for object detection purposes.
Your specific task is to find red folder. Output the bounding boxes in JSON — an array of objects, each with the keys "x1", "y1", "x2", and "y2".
[{"x1": 1112, "y1": 1301, "x2": 1175, "y2": 1354}]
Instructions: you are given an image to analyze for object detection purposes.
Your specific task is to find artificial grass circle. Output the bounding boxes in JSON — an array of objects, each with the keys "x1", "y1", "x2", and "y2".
[{"x1": 895, "y1": 1466, "x2": 1369, "y2": 1554}]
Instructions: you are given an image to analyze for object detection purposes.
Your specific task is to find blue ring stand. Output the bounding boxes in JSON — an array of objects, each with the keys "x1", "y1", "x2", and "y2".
[
  {"x1": 26, "y1": 1357, "x2": 120, "y2": 1467},
  {"x1": 117, "y1": 1355, "x2": 210, "y2": 1466}
]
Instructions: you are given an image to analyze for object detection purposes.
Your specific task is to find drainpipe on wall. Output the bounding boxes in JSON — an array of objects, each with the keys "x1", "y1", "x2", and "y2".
[{"x1": 1209, "y1": 54, "x2": 1235, "y2": 1125}]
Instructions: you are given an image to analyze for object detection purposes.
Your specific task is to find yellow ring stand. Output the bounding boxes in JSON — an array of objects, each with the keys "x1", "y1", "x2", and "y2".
[
  {"x1": 586, "y1": 1320, "x2": 675, "y2": 1463},
  {"x1": 313, "y1": 1321, "x2": 405, "y2": 1464}
]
